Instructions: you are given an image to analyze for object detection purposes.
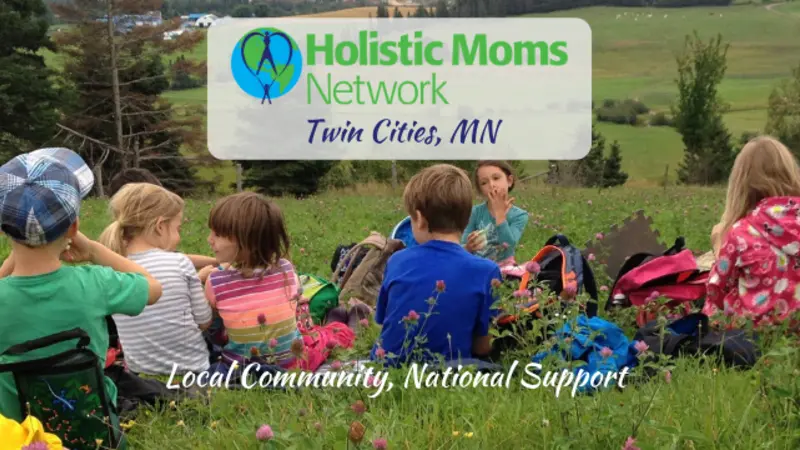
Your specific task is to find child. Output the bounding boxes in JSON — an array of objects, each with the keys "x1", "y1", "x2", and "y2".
[
  {"x1": 0, "y1": 148, "x2": 162, "y2": 422},
  {"x1": 98, "y1": 183, "x2": 213, "y2": 376},
  {"x1": 203, "y1": 192, "x2": 355, "y2": 372},
  {"x1": 461, "y1": 161, "x2": 529, "y2": 276},
  {"x1": 107, "y1": 167, "x2": 217, "y2": 271},
  {"x1": 704, "y1": 136, "x2": 800, "y2": 329},
  {"x1": 371, "y1": 164, "x2": 503, "y2": 367}
]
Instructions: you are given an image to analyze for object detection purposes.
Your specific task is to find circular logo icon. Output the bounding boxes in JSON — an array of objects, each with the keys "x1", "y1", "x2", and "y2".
[{"x1": 231, "y1": 27, "x2": 303, "y2": 104}]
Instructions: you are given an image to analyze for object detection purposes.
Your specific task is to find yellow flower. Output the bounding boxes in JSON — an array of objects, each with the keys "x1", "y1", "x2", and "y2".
[
  {"x1": 464, "y1": 432, "x2": 474, "y2": 438},
  {"x1": 210, "y1": 421, "x2": 219, "y2": 430},
  {"x1": 121, "y1": 420, "x2": 136, "y2": 431},
  {"x1": 177, "y1": 420, "x2": 186, "y2": 427},
  {"x1": 452, "y1": 431, "x2": 460, "y2": 436},
  {"x1": 0, "y1": 413, "x2": 64, "y2": 450}
]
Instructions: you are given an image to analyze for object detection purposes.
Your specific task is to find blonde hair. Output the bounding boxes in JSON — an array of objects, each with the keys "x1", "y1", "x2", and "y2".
[
  {"x1": 98, "y1": 182, "x2": 185, "y2": 255},
  {"x1": 403, "y1": 164, "x2": 473, "y2": 233},
  {"x1": 719, "y1": 135, "x2": 800, "y2": 235}
]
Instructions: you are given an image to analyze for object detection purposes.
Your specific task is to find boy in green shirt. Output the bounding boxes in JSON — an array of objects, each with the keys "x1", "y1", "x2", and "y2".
[{"x1": 0, "y1": 147, "x2": 163, "y2": 422}]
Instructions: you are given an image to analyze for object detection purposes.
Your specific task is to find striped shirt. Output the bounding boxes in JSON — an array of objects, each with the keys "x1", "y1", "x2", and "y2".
[
  {"x1": 113, "y1": 249, "x2": 212, "y2": 375},
  {"x1": 205, "y1": 259, "x2": 302, "y2": 367}
]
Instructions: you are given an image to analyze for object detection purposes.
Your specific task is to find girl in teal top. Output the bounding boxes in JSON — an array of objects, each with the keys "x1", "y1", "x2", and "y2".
[{"x1": 461, "y1": 161, "x2": 530, "y2": 268}]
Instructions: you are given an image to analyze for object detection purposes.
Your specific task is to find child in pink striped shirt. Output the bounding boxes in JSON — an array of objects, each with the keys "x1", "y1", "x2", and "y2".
[{"x1": 201, "y1": 192, "x2": 355, "y2": 372}]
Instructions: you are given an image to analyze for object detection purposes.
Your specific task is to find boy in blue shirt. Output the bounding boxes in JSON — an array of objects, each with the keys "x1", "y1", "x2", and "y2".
[{"x1": 371, "y1": 164, "x2": 503, "y2": 367}]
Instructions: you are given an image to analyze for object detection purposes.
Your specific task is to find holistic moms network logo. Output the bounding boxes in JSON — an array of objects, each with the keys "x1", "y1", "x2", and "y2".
[{"x1": 231, "y1": 27, "x2": 303, "y2": 104}]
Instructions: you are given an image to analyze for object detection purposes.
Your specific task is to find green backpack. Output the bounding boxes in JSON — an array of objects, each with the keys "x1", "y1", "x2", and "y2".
[
  {"x1": 0, "y1": 328, "x2": 124, "y2": 450},
  {"x1": 299, "y1": 273, "x2": 340, "y2": 325}
]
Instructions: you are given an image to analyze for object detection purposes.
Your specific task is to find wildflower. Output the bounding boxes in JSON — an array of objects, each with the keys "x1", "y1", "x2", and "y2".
[
  {"x1": 595, "y1": 232, "x2": 604, "y2": 240},
  {"x1": 587, "y1": 253, "x2": 596, "y2": 262},
  {"x1": 542, "y1": 418, "x2": 550, "y2": 427},
  {"x1": 169, "y1": 400, "x2": 176, "y2": 409},
  {"x1": 351, "y1": 400, "x2": 366, "y2": 415},
  {"x1": 373, "y1": 438, "x2": 388, "y2": 449},
  {"x1": 314, "y1": 422, "x2": 323, "y2": 432},
  {"x1": 300, "y1": 248, "x2": 306, "y2": 254},
  {"x1": 360, "y1": 318, "x2": 370, "y2": 328},
  {"x1": 269, "y1": 338, "x2": 278, "y2": 348},
  {"x1": 622, "y1": 436, "x2": 640, "y2": 450},
  {"x1": 646, "y1": 291, "x2": 660, "y2": 301},
  {"x1": 562, "y1": 284, "x2": 577, "y2": 298},
  {"x1": 634, "y1": 340, "x2": 649, "y2": 354},
  {"x1": 331, "y1": 360, "x2": 343, "y2": 371},
  {"x1": 375, "y1": 347, "x2": 386, "y2": 359},
  {"x1": 210, "y1": 421, "x2": 219, "y2": 430},
  {"x1": 404, "y1": 310, "x2": 420, "y2": 322},
  {"x1": 464, "y1": 432, "x2": 474, "y2": 438},
  {"x1": 452, "y1": 431, "x2": 460, "y2": 436},
  {"x1": 366, "y1": 376, "x2": 378, "y2": 387},
  {"x1": 96, "y1": 439, "x2": 104, "y2": 447},
  {"x1": 600, "y1": 285, "x2": 609, "y2": 292},
  {"x1": 120, "y1": 420, "x2": 136, "y2": 431},
  {"x1": 250, "y1": 346, "x2": 260, "y2": 357},
  {"x1": 436, "y1": 280, "x2": 446, "y2": 293},
  {"x1": 257, "y1": 313, "x2": 267, "y2": 325},
  {"x1": 600, "y1": 346, "x2": 613, "y2": 358},
  {"x1": 513, "y1": 289, "x2": 532, "y2": 298},
  {"x1": 291, "y1": 339, "x2": 305, "y2": 356},
  {"x1": 491, "y1": 278, "x2": 502, "y2": 288},
  {"x1": 177, "y1": 420, "x2": 185, "y2": 427},
  {"x1": 21, "y1": 443, "x2": 48, "y2": 450},
  {"x1": 587, "y1": 200, "x2": 593, "y2": 205},
  {"x1": 525, "y1": 261, "x2": 541, "y2": 274},
  {"x1": 665, "y1": 370, "x2": 672, "y2": 384},
  {"x1": 256, "y1": 424, "x2": 274, "y2": 441},
  {"x1": 348, "y1": 421, "x2": 366, "y2": 444}
]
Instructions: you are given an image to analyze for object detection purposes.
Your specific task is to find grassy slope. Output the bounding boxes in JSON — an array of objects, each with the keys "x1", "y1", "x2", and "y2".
[
  {"x1": 3, "y1": 185, "x2": 791, "y2": 449},
  {"x1": 40, "y1": 4, "x2": 800, "y2": 187}
]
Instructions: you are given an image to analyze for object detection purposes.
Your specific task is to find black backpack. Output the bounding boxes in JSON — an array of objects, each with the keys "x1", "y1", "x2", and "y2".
[
  {"x1": 0, "y1": 328, "x2": 124, "y2": 450},
  {"x1": 634, "y1": 313, "x2": 761, "y2": 370},
  {"x1": 490, "y1": 234, "x2": 599, "y2": 359}
]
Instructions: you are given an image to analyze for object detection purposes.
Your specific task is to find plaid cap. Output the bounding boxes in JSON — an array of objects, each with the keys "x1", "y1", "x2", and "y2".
[{"x1": 0, "y1": 148, "x2": 94, "y2": 246}]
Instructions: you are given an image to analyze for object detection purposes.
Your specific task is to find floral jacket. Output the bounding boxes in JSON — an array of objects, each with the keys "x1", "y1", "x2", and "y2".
[{"x1": 703, "y1": 196, "x2": 800, "y2": 328}]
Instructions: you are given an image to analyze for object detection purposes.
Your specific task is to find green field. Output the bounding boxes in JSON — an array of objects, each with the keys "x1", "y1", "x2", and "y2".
[{"x1": 3, "y1": 185, "x2": 797, "y2": 449}]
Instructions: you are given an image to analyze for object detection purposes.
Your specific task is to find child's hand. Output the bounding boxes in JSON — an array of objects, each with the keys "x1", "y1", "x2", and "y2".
[
  {"x1": 465, "y1": 231, "x2": 486, "y2": 253},
  {"x1": 488, "y1": 189, "x2": 513, "y2": 222},
  {"x1": 198, "y1": 265, "x2": 215, "y2": 284},
  {"x1": 60, "y1": 231, "x2": 97, "y2": 264}
]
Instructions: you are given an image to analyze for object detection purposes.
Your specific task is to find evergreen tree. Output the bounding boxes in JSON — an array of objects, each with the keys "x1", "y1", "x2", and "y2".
[
  {"x1": 672, "y1": 32, "x2": 734, "y2": 185},
  {"x1": 51, "y1": 0, "x2": 209, "y2": 196},
  {"x1": 435, "y1": 0, "x2": 450, "y2": 17},
  {"x1": 0, "y1": 0, "x2": 65, "y2": 157},
  {"x1": 601, "y1": 141, "x2": 628, "y2": 188}
]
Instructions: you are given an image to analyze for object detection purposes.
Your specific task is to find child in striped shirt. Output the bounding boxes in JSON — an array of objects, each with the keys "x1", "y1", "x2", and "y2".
[
  {"x1": 98, "y1": 183, "x2": 213, "y2": 375},
  {"x1": 202, "y1": 192, "x2": 356, "y2": 372}
]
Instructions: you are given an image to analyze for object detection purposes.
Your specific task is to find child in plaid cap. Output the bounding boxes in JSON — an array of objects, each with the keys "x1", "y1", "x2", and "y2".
[{"x1": 0, "y1": 148, "x2": 163, "y2": 422}]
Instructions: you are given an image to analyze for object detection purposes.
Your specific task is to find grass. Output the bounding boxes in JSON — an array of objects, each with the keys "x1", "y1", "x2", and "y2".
[
  {"x1": 2, "y1": 185, "x2": 798, "y2": 449},
  {"x1": 39, "y1": 4, "x2": 800, "y2": 186}
]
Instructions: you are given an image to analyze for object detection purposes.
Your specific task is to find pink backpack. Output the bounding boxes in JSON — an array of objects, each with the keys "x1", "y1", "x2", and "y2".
[{"x1": 607, "y1": 237, "x2": 709, "y2": 327}]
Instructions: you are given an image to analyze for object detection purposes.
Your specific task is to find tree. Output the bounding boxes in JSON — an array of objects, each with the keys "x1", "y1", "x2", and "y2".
[
  {"x1": 765, "y1": 62, "x2": 800, "y2": 156},
  {"x1": 434, "y1": 0, "x2": 450, "y2": 17},
  {"x1": 50, "y1": 0, "x2": 210, "y2": 196},
  {"x1": 601, "y1": 142, "x2": 628, "y2": 188},
  {"x1": 672, "y1": 32, "x2": 735, "y2": 185},
  {"x1": 241, "y1": 161, "x2": 337, "y2": 198},
  {"x1": 0, "y1": 0, "x2": 65, "y2": 157}
]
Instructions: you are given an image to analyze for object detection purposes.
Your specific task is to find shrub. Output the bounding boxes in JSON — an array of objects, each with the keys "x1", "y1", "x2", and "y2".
[{"x1": 649, "y1": 112, "x2": 674, "y2": 127}]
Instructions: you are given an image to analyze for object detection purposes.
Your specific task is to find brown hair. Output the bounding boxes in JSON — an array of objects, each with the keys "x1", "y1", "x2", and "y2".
[
  {"x1": 98, "y1": 183, "x2": 184, "y2": 255},
  {"x1": 208, "y1": 192, "x2": 290, "y2": 272},
  {"x1": 109, "y1": 168, "x2": 162, "y2": 197},
  {"x1": 474, "y1": 160, "x2": 516, "y2": 193},
  {"x1": 719, "y1": 135, "x2": 800, "y2": 235},
  {"x1": 403, "y1": 164, "x2": 473, "y2": 234}
]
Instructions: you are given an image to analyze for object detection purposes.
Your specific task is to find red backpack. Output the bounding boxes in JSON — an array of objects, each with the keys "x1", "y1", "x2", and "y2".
[{"x1": 606, "y1": 237, "x2": 709, "y2": 327}]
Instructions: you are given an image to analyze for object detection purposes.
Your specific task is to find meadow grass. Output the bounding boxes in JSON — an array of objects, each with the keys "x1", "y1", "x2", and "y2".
[
  {"x1": 2, "y1": 185, "x2": 797, "y2": 449},
  {"x1": 39, "y1": 4, "x2": 800, "y2": 187}
]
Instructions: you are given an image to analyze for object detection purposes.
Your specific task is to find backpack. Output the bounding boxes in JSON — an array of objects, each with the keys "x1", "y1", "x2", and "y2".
[
  {"x1": 491, "y1": 235, "x2": 599, "y2": 358},
  {"x1": 0, "y1": 328, "x2": 125, "y2": 450},
  {"x1": 298, "y1": 272, "x2": 340, "y2": 325},
  {"x1": 634, "y1": 313, "x2": 760, "y2": 370},
  {"x1": 331, "y1": 232, "x2": 405, "y2": 308},
  {"x1": 607, "y1": 237, "x2": 709, "y2": 327}
]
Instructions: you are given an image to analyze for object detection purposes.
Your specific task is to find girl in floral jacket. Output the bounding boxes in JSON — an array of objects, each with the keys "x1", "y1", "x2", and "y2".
[{"x1": 705, "y1": 136, "x2": 800, "y2": 329}]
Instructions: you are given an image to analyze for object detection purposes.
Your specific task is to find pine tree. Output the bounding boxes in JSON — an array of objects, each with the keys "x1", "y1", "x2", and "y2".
[
  {"x1": 601, "y1": 141, "x2": 628, "y2": 188},
  {"x1": 0, "y1": 0, "x2": 65, "y2": 157},
  {"x1": 240, "y1": 161, "x2": 336, "y2": 198},
  {"x1": 51, "y1": 0, "x2": 209, "y2": 196}
]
